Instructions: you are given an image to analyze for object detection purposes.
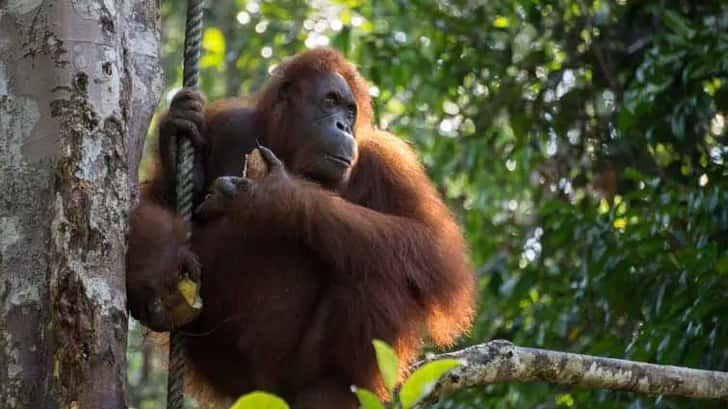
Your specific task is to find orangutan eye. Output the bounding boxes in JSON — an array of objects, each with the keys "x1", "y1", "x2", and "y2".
[{"x1": 323, "y1": 93, "x2": 338, "y2": 108}]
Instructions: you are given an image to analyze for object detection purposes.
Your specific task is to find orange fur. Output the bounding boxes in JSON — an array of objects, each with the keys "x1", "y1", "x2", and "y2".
[{"x1": 127, "y1": 48, "x2": 475, "y2": 408}]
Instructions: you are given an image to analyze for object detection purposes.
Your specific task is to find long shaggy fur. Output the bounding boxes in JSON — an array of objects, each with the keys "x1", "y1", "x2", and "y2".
[{"x1": 128, "y1": 48, "x2": 475, "y2": 408}]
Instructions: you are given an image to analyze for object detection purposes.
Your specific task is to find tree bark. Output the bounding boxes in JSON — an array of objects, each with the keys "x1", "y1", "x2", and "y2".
[
  {"x1": 415, "y1": 340, "x2": 728, "y2": 407},
  {"x1": 0, "y1": 1, "x2": 161, "y2": 408}
]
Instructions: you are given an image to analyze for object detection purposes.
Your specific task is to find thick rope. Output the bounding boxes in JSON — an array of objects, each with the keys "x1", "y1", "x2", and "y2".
[{"x1": 167, "y1": 1, "x2": 203, "y2": 408}]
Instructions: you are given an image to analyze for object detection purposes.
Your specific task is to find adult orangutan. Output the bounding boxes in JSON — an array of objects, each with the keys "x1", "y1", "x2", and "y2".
[{"x1": 126, "y1": 48, "x2": 475, "y2": 408}]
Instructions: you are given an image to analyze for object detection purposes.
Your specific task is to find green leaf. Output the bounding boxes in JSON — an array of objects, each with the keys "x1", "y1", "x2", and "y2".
[
  {"x1": 372, "y1": 339, "x2": 399, "y2": 394},
  {"x1": 399, "y1": 359, "x2": 461, "y2": 409},
  {"x1": 663, "y1": 10, "x2": 695, "y2": 39},
  {"x1": 201, "y1": 27, "x2": 225, "y2": 68},
  {"x1": 230, "y1": 391, "x2": 290, "y2": 409},
  {"x1": 493, "y1": 16, "x2": 510, "y2": 28},
  {"x1": 332, "y1": 26, "x2": 351, "y2": 56},
  {"x1": 353, "y1": 387, "x2": 386, "y2": 409}
]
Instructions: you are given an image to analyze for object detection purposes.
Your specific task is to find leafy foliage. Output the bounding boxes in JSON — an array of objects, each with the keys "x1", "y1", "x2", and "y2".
[
  {"x1": 357, "y1": 340, "x2": 461, "y2": 409},
  {"x1": 129, "y1": 1, "x2": 728, "y2": 408},
  {"x1": 224, "y1": 340, "x2": 460, "y2": 409}
]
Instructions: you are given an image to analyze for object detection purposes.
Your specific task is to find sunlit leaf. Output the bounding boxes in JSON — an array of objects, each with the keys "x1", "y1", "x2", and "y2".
[
  {"x1": 400, "y1": 359, "x2": 461, "y2": 409},
  {"x1": 201, "y1": 27, "x2": 225, "y2": 68},
  {"x1": 372, "y1": 339, "x2": 399, "y2": 394},
  {"x1": 493, "y1": 16, "x2": 510, "y2": 28},
  {"x1": 555, "y1": 393, "x2": 575, "y2": 407},
  {"x1": 352, "y1": 387, "x2": 385, "y2": 409},
  {"x1": 612, "y1": 218, "x2": 627, "y2": 230},
  {"x1": 230, "y1": 391, "x2": 289, "y2": 409}
]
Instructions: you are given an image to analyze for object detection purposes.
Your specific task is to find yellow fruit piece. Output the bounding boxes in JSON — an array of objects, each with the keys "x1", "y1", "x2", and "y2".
[
  {"x1": 178, "y1": 278, "x2": 200, "y2": 308},
  {"x1": 245, "y1": 148, "x2": 269, "y2": 180},
  {"x1": 165, "y1": 277, "x2": 202, "y2": 327}
]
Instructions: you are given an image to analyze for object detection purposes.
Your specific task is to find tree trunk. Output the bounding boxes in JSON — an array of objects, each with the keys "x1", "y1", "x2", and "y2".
[{"x1": 0, "y1": 1, "x2": 161, "y2": 408}]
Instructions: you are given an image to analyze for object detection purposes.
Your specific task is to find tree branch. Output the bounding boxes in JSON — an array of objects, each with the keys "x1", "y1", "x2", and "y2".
[{"x1": 415, "y1": 340, "x2": 728, "y2": 406}]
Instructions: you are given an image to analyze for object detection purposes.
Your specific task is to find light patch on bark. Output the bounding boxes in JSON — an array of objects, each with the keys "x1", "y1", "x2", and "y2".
[
  {"x1": 584, "y1": 360, "x2": 632, "y2": 384},
  {"x1": 50, "y1": 186, "x2": 126, "y2": 316},
  {"x1": 4, "y1": 333, "x2": 22, "y2": 379},
  {"x1": 71, "y1": 45, "x2": 90, "y2": 71},
  {"x1": 130, "y1": 26, "x2": 159, "y2": 58},
  {"x1": 0, "y1": 96, "x2": 40, "y2": 167},
  {"x1": 563, "y1": 353, "x2": 584, "y2": 375},
  {"x1": 0, "y1": 217, "x2": 21, "y2": 253},
  {"x1": 81, "y1": 276, "x2": 117, "y2": 309},
  {"x1": 0, "y1": 63, "x2": 7, "y2": 95},
  {"x1": 0, "y1": 92, "x2": 48, "y2": 407},
  {"x1": 67, "y1": 44, "x2": 122, "y2": 119},
  {"x1": 7, "y1": 286, "x2": 40, "y2": 306},
  {"x1": 0, "y1": 97, "x2": 41, "y2": 307},
  {"x1": 4, "y1": 0, "x2": 43, "y2": 15},
  {"x1": 99, "y1": 48, "x2": 121, "y2": 117},
  {"x1": 103, "y1": 0, "x2": 117, "y2": 16},
  {"x1": 71, "y1": 0, "x2": 117, "y2": 20},
  {"x1": 75, "y1": 136, "x2": 104, "y2": 181}
]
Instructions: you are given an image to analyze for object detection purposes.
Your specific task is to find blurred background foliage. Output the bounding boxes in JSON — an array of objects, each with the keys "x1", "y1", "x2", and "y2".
[{"x1": 128, "y1": 0, "x2": 728, "y2": 408}]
